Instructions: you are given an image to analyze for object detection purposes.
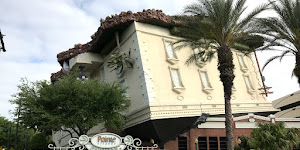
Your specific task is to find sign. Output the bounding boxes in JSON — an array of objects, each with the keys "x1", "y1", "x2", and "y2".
[
  {"x1": 48, "y1": 132, "x2": 159, "y2": 150},
  {"x1": 91, "y1": 133, "x2": 122, "y2": 148}
]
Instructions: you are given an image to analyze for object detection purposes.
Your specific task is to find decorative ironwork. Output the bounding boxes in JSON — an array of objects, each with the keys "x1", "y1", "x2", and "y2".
[{"x1": 48, "y1": 132, "x2": 159, "y2": 150}]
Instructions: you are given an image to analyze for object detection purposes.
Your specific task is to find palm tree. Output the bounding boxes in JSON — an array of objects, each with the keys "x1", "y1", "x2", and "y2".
[
  {"x1": 257, "y1": 0, "x2": 300, "y2": 85},
  {"x1": 250, "y1": 122, "x2": 300, "y2": 150},
  {"x1": 171, "y1": 0, "x2": 267, "y2": 149}
]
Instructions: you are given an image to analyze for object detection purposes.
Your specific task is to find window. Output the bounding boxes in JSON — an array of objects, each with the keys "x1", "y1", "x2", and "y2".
[
  {"x1": 169, "y1": 67, "x2": 185, "y2": 94},
  {"x1": 171, "y1": 68, "x2": 183, "y2": 87},
  {"x1": 244, "y1": 75, "x2": 255, "y2": 94},
  {"x1": 100, "y1": 66, "x2": 105, "y2": 81},
  {"x1": 209, "y1": 137, "x2": 218, "y2": 150},
  {"x1": 199, "y1": 70, "x2": 213, "y2": 94},
  {"x1": 237, "y1": 54, "x2": 248, "y2": 72},
  {"x1": 244, "y1": 76, "x2": 254, "y2": 90},
  {"x1": 198, "y1": 137, "x2": 207, "y2": 150},
  {"x1": 219, "y1": 137, "x2": 227, "y2": 150},
  {"x1": 244, "y1": 75, "x2": 255, "y2": 95},
  {"x1": 120, "y1": 79, "x2": 129, "y2": 97},
  {"x1": 164, "y1": 40, "x2": 178, "y2": 64},
  {"x1": 178, "y1": 136, "x2": 187, "y2": 150},
  {"x1": 165, "y1": 41, "x2": 176, "y2": 58},
  {"x1": 194, "y1": 48, "x2": 206, "y2": 67}
]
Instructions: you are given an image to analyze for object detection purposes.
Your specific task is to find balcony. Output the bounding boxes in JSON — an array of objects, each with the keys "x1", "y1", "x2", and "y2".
[{"x1": 69, "y1": 52, "x2": 104, "y2": 71}]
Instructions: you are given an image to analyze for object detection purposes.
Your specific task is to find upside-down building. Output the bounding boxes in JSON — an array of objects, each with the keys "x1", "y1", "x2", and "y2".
[{"x1": 50, "y1": 10, "x2": 300, "y2": 150}]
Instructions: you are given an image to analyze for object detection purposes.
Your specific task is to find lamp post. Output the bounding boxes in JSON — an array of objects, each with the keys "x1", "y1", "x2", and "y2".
[{"x1": 194, "y1": 138, "x2": 198, "y2": 150}]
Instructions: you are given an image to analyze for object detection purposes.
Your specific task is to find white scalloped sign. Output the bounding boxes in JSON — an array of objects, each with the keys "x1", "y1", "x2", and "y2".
[{"x1": 91, "y1": 133, "x2": 122, "y2": 148}]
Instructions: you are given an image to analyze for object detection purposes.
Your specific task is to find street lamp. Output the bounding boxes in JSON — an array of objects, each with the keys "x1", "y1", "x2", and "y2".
[{"x1": 194, "y1": 138, "x2": 198, "y2": 150}]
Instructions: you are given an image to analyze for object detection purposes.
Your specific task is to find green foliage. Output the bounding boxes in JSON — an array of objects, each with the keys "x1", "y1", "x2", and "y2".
[
  {"x1": 28, "y1": 132, "x2": 52, "y2": 150},
  {"x1": 0, "y1": 116, "x2": 35, "y2": 149},
  {"x1": 171, "y1": 0, "x2": 268, "y2": 56},
  {"x1": 171, "y1": 0, "x2": 268, "y2": 149},
  {"x1": 255, "y1": 0, "x2": 300, "y2": 84},
  {"x1": 10, "y1": 72, "x2": 130, "y2": 137},
  {"x1": 235, "y1": 135, "x2": 252, "y2": 150},
  {"x1": 107, "y1": 51, "x2": 135, "y2": 72},
  {"x1": 250, "y1": 122, "x2": 300, "y2": 150}
]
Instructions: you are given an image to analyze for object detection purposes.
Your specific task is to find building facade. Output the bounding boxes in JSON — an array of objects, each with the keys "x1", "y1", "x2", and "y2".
[
  {"x1": 51, "y1": 10, "x2": 282, "y2": 149},
  {"x1": 165, "y1": 113, "x2": 300, "y2": 150},
  {"x1": 273, "y1": 90, "x2": 300, "y2": 118}
]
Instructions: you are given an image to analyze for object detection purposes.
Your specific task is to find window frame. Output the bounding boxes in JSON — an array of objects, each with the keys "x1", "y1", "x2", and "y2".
[
  {"x1": 193, "y1": 48, "x2": 206, "y2": 67},
  {"x1": 178, "y1": 136, "x2": 188, "y2": 150},
  {"x1": 208, "y1": 137, "x2": 218, "y2": 150},
  {"x1": 219, "y1": 137, "x2": 227, "y2": 150},
  {"x1": 198, "y1": 69, "x2": 213, "y2": 94},
  {"x1": 237, "y1": 53, "x2": 249, "y2": 72},
  {"x1": 168, "y1": 66, "x2": 185, "y2": 94},
  {"x1": 243, "y1": 74, "x2": 255, "y2": 95},
  {"x1": 99, "y1": 66, "x2": 105, "y2": 81},
  {"x1": 163, "y1": 39, "x2": 179, "y2": 65},
  {"x1": 198, "y1": 136, "x2": 208, "y2": 150},
  {"x1": 120, "y1": 78, "x2": 129, "y2": 98}
]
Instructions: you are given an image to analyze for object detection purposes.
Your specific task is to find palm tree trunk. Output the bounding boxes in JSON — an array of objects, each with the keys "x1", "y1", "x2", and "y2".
[
  {"x1": 217, "y1": 46, "x2": 235, "y2": 150},
  {"x1": 294, "y1": 51, "x2": 300, "y2": 85}
]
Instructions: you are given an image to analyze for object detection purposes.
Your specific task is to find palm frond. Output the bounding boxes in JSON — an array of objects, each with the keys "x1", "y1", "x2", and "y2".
[
  {"x1": 236, "y1": 2, "x2": 270, "y2": 32},
  {"x1": 186, "y1": 48, "x2": 216, "y2": 65},
  {"x1": 279, "y1": 50, "x2": 292, "y2": 62},
  {"x1": 262, "y1": 55, "x2": 281, "y2": 71}
]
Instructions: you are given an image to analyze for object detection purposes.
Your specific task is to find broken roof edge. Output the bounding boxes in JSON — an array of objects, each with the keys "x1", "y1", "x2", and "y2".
[
  {"x1": 50, "y1": 69, "x2": 65, "y2": 83},
  {"x1": 56, "y1": 9, "x2": 173, "y2": 65}
]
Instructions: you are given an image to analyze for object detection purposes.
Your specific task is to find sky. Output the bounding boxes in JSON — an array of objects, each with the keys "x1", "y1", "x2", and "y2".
[{"x1": 0, "y1": 0, "x2": 299, "y2": 120}]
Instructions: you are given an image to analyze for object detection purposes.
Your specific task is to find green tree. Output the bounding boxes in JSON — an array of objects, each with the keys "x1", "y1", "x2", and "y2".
[
  {"x1": 171, "y1": 0, "x2": 267, "y2": 149},
  {"x1": 0, "y1": 116, "x2": 34, "y2": 150},
  {"x1": 250, "y1": 122, "x2": 300, "y2": 150},
  {"x1": 257, "y1": 0, "x2": 300, "y2": 85},
  {"x1": 28, "y1": 132, "x2": 52, "y2": 150},
  {"x1": 10, "y1": 72, "x2": 130, "y2": 137}
]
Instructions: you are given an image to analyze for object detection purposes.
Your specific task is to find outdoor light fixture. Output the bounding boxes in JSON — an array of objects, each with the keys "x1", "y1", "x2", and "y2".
[
  {"x1": 150, "y1": 139, "x2": 154, "y2": 144},
  {"x1": 194, "y1": 138, "x2": 198, "y2": 150},
  {"x1": 0, "y1": 29, "x2": 6, "y2": 52}
]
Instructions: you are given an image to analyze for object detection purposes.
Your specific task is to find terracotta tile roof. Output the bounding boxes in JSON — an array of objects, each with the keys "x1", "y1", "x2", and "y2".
[
  {"x1": 52, "y1": 9, "x2": 173, "y2": 82},
  {"x1": 50, "y1": 69, "x2": 65, "y2": 83},
  {"x1": 57, "y1": 42, "x2": 91, "y2": 65},
  {"x1": 56, "y1": 9, "x2": 173, "y2": 65}
]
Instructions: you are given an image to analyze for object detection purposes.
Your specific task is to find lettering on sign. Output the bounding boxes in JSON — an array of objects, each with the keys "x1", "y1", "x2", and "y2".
[
  {"x1": 91, "y1": 133, "x2": 122, "y2": 148},
  {"x1": 97, "y1": 136, "x2": 116, "y2": 143}
]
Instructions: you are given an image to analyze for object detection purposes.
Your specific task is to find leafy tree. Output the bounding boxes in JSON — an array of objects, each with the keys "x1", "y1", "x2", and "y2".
[
  {"x1": 171, "y1": 0, "x2": 267, "y2": 149},
  {"x1": 10, "y1": 72, "x2": 130, "y2": 137},
  {"x1": 0, "y1": 116, "x2": 34, "y2": 150},
  {"x1": 28, "y1": 132, "x2": 52, "y2": 150},
  {"x1": 250, "y1": 122, "x2": 300, "y2": 150},
  {"x1": 256, "y1": 0, "x2": 300, "y2": 85}
]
